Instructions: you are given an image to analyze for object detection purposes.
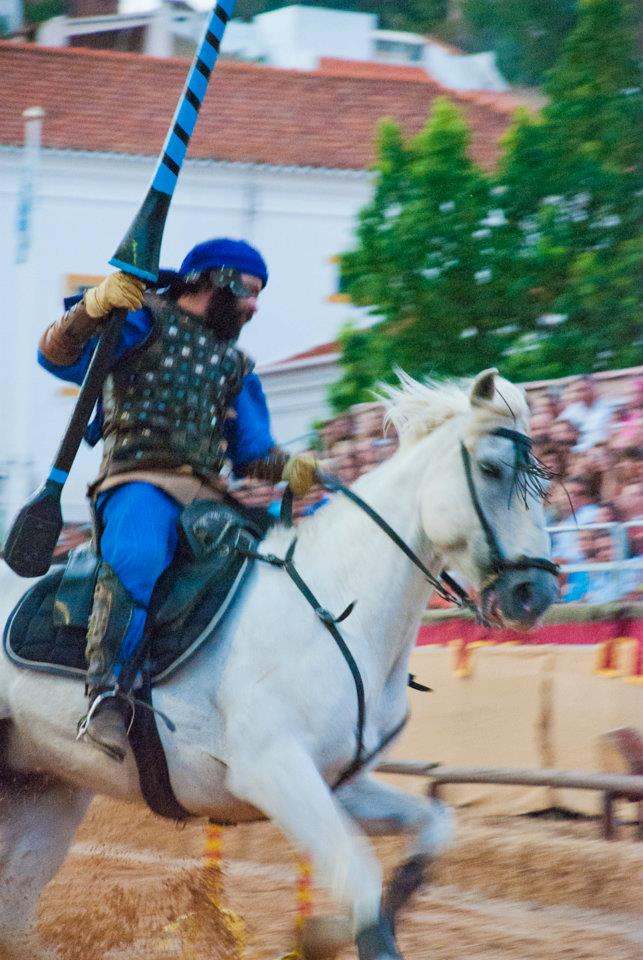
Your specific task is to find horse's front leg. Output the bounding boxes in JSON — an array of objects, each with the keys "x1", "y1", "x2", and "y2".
[
  {"x1": 336, "y1": 772, "x2": 455, "y2": 954},
  {"x1": 225, "y1": 734, "x2": 392, "y2": 957}
]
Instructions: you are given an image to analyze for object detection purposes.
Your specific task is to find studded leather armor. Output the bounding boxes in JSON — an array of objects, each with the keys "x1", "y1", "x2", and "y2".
[{"x1": 100, "y1": 294, "x2": 253, "y2": 483}]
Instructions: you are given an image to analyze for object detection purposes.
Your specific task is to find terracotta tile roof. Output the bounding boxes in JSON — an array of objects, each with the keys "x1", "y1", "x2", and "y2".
[
  {"x1": 264, "y1": 340, "x2": 339, "y2": 367},
  {"x1": 0, "y1": 41, "x2": 523, "y2": 170},
  {"x1": 317, "y1": 57, "x2": 430, "y2": 84},
  {"x1": 316, "y1": 56, "x2": 526, "y2": 113}
]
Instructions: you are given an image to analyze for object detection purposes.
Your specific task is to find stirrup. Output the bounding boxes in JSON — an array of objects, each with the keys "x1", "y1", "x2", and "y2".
[
  {"x1": 76, "y1": 688, "x2": 129, "y2": 762},
  {"x1": 76, "y1": 688, "x2": 117, "y2": 738}
]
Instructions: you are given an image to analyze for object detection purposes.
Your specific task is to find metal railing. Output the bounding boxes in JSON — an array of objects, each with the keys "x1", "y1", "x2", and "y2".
[{"x1": 548, "y1": 520, "x2": 643, "y2": 602}]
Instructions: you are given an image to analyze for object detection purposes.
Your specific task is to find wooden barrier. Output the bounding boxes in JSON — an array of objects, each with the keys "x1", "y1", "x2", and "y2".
[{"x1": 378, "y1": 761, "x2": 643, "y2": 840}]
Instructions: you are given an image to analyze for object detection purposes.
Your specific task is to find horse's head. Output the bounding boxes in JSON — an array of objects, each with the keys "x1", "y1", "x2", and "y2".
[{"x1": 385, "y1": 368, "x2": 559, "y2": 628}]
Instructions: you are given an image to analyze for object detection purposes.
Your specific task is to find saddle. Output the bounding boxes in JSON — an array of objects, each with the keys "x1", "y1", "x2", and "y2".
[
  {"x1": 3, "y1": 500, "x2": 268, "y2": 821},
  {"x1": 3, "y1": 500, "x2": 264, "y2": 684}
]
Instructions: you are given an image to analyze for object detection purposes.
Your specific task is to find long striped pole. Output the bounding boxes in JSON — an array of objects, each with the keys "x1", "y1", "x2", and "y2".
[
  {"x1": 110, "y1": 0, "x2": 236, "y2": 280},
  {"x1": 3, "y1": 0, "x2": 237, "y2": 577}
]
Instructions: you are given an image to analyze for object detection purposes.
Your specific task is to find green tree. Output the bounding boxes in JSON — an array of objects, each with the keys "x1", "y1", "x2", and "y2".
[
  {"x1": 235, "y1": 1, "x2": 447, "y2": 32},
  {"x1": 461, "y1": 0, "x2": 578, "y2": 84},
  {"x1": 331, "y1": 0, "x2": 642, "y2": 408},
  {"x1": 332, "y1": 98, "x2": 505, "y2": 411},
  {"x1": 24, "y1": 0, "x2": 66, "y2": 23},
  {"x1": 497, "y1": 0, "x2": 642, "y2": 379}
]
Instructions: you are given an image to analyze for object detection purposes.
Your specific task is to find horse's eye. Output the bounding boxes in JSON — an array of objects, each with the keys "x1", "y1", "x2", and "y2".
[{"x1": 479, "y1": 461, "x2": 502, "y2": 480}]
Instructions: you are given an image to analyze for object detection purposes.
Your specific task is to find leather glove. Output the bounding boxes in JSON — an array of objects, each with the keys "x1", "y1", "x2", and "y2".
[
  {"x1": 83, "y1": 272, "x2": 146, "y2": 319},
  {"x1": 282, "y1": 453, "x2": 319, "y2": 497}
]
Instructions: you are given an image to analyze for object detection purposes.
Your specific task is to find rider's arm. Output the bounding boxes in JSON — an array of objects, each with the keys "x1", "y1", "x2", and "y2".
[
  {"x1": 227, "y1": 372, "x2": 288, "y2": 482},
  {"x1": 38, "y1": 301, "x2": 154, "y2": 385},
  {"x1": 37, "y1": 272, "x2": 147, "y2": 382},
  {"x1": 228, "y1": 373, "x2": 318, "y2": 494}
]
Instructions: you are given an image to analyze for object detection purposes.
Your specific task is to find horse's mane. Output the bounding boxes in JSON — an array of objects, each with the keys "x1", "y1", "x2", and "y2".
[
  {"x1": 379, "y1": 370, "x2": 529, "y2": 447},
  {"x1": 262, "y1": 370, "x2": 530, "y2": 553},
  {"x1": 380, "y1": 371, "x2": 469, "y2": 445}
]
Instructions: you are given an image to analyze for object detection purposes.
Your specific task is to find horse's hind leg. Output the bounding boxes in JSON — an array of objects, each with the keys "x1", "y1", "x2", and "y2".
[{"x1": 0, "y1": 770, "x2": 92, "y2": 960}]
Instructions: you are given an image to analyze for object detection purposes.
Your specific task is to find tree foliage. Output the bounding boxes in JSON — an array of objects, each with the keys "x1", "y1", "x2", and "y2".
[
  {"x1": 24, "y1": 0, "x2": 66, "y2": 24},
  {"x1": 330, "y1": 0, "x2": 642, "y2": 411},
  {"x1": 235, "y1": 1, "x2": 448, "y2": 32},
  {"x1": 461, "y1": 0, "x2": 578, "y2": 84}
]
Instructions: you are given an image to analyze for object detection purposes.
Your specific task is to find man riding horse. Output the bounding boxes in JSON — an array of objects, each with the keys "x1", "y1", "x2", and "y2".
[{"x1": 38, "y1": 237, "x2": 317, "y2": 761}]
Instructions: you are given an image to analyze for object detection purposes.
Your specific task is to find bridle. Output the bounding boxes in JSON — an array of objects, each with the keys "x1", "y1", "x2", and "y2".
[
  {"x1": 261, "y1": 424, "x2": 559, "y2": 784},
  {"x1": 282, "y1": 424, "x2": 558, "y2": 624},
  {"x1": 459, "y1": 426, "x2": 559, "y2": 591}
]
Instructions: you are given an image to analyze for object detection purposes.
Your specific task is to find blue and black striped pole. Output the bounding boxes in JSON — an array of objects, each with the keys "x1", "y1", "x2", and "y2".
[
  {"x1": 3, "y1": 0, "x2": 237, "y2": 577},
  {"x1": 111, "y1": 0, "x2": 235, "y2": 280}
]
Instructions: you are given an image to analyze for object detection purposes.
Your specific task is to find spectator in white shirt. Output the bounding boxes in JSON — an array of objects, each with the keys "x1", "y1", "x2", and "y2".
[{"x1": 558, "y1": 376, "x2": 615, "y2": 452}]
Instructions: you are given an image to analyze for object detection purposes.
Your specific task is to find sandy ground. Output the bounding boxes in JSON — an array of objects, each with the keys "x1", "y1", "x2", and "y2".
[{"x1": 34, "y1": 795, "x2": 643, "y2": 960}]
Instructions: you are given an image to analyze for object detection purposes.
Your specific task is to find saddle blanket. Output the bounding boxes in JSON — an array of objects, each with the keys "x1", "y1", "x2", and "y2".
[{"x1": 3, "y1": 501, "x2": 261, "y2": 685}]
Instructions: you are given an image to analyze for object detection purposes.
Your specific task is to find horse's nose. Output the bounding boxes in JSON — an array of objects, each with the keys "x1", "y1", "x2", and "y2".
[{"x1": 497, "y1": 568, "x2": 559, "y2": 626}]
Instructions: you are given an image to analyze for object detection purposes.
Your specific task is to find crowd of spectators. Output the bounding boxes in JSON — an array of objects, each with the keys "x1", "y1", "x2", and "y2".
[
  {"x1": 232, "y1": 371, "x2": 643, "y2": 606},
  {"x1": 531, "y1": 375, "x2": 643, "y2": 603}
]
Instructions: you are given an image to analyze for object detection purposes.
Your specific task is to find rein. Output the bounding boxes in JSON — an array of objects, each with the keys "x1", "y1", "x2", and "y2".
[
  {"x1": 239, "y1": 426, "x2": 558, "y2": 786},
  {"x1": 281, "y1": 476, "x2": 480, "y2": 617}
]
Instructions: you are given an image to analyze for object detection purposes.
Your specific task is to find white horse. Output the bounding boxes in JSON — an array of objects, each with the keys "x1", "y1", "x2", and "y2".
[{"x1": 0, "y1": 369, "x2": 558, "y2": 960}]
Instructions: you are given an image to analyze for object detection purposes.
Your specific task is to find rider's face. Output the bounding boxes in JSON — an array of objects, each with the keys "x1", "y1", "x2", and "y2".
[
  {"x1": 204, "y1": 273, "x2": 262, "y2": 339},
  {"x1": 235, "y1": 274, "x2": 262, "y2": 326}
]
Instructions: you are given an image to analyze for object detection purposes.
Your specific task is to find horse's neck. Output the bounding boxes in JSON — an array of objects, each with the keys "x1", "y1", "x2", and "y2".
[{"x1": 270, "y1": 441, "x2": 439, "y2": 681}]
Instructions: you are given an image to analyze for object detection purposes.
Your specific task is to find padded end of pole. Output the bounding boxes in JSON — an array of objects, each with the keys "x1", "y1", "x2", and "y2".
[
  {"x1": 109, "y1": 187, "x2": 172, "y2": 282},
  {"x1": 2, "y1": 481, "x2": 64, "y2": 578}
]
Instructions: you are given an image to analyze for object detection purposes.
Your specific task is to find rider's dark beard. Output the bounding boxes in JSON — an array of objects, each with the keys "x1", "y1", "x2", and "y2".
[{"x1": 204, "y1": 286, "x2": 246, "y2": 340}]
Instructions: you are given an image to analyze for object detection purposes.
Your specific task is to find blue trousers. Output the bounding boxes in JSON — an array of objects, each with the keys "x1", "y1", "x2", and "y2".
[{"x1": 96, "y1": 482, "x2": 181, "y2": 682}]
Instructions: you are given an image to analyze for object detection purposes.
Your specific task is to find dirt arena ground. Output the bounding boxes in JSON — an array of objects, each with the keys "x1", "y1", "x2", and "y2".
[{"x1": 36, "y1": 792, "x2": 643, "y2": 960}]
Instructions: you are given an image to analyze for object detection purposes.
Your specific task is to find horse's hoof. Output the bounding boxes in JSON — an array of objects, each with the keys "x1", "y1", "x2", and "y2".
[
  {"x1": 301, "y1": 914, "x2": 352, "y2": 959},
  {"x1": 356, "y1": 914, "x2": 402, "y2": 960}
]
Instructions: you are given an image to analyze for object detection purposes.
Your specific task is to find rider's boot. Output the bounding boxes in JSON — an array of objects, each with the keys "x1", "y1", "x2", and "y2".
[
  {"x1": 80, "y1": 688, "x2": 127, "y2": 762},
  {"x1": 77, "y1": 562, "x2": 139, "y2": 762}
]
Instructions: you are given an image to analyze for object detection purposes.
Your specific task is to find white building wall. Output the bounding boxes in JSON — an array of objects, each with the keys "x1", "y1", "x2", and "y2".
[
  {"x1": 423, "y1": 44, "x2": 507, "y2": 92},
  {"x1": 253, "y1": 5, "x2": 376, "y2": 70},
  {"x1": 0, "y1": 146, "x2": 371, "y2": 524},
  {"x1": 259, "y1": 354, "x2": 340, "y2": 449}
]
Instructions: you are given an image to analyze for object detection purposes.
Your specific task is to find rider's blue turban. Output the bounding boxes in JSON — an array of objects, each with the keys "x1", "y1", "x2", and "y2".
[{"x1": 158, "y1": 238, "x2": 268, "y2": 289}]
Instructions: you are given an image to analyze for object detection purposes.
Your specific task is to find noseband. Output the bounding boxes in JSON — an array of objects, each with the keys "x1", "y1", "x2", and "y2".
[{"x1": 460, "y1": 427, "x2": 559, "y2": 589}]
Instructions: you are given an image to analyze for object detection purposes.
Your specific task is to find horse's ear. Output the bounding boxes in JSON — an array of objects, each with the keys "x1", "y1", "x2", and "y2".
[{"x1": 470, "y1": 368, "x2": 498, "y2": 407}]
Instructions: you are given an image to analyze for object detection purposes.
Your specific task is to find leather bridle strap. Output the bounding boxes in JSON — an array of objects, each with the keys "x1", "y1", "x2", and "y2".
[
  {"x1": 460, "y1": 429, "x2": 559, "y2": 583},
  {"x1": 282, "y1": 474, "x2": 479, "y2": 614}
]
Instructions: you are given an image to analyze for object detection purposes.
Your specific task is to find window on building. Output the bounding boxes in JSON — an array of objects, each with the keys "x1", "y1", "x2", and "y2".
[
  {"x1": 327, "y1": 256, "x2": 350, "y2": 304},
  {"x1": 64, "y1": 273, "x2": 106, "y2": 301},
  {"x1": 374, "y1": 38, "x2": 424, "y2": 64}
]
